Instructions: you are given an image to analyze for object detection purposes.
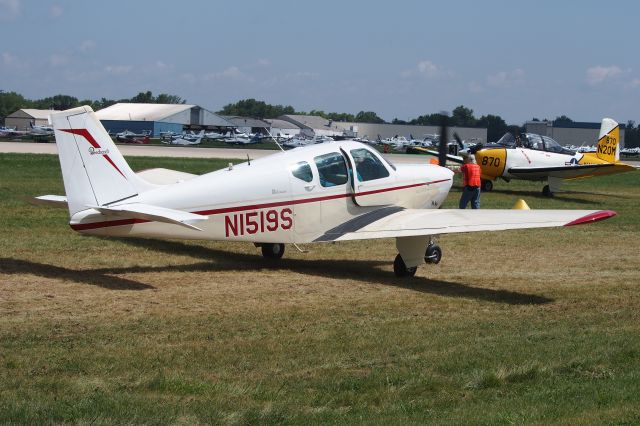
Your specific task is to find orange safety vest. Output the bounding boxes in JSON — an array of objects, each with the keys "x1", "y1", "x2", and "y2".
[{"x1": 461, "y1": 163, "x2": 481, "y2": 187}]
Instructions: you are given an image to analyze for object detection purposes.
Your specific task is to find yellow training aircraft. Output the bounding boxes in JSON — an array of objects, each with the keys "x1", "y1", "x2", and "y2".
[{"x1": 418, "y1": 118, "x2": 636, "y2": 196}]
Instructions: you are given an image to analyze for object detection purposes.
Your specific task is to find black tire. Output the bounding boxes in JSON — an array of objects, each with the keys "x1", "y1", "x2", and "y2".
[
  {"x1": 542, "y1": 185, "x2": 553, "y2": 197},
  {"x1": 393, "y1": 254, "x2": 417, "y2": 277},
  {"x1": 261, "y1": 243, "x2": 285, "y2": 259},
  {"x1": 424, "y1": 244, "x2": 442, "y2": 264},
  {"x1": 481, "y1": 179, "x2": 493, "y2": 192}
]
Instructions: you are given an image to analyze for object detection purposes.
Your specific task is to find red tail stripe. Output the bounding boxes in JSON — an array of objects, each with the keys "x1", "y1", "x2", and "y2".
[{"x1": 60, "y1": 128, "x2": 127, "y2": 179}]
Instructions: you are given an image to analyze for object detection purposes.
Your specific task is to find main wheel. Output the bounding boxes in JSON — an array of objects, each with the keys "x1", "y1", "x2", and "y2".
[
  {"x1": 424, "y1": 244, "x2": 442, "y2": 264},
  {"x1": 393, "y1": 254, "x2": 417, "y2": 277},
  {"x1": 481, "y1": 179, "x2": 493, "y2": 192},
  {"x1": 542, "y1": 185, "x2": 554, "y2": 197},
  {"x1": 261, "y1": 243, "x2": 285, "y2": 259}
]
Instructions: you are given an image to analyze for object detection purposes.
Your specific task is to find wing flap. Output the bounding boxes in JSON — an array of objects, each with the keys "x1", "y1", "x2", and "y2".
[
  {"x1": 89, "y1": 203, "x2": 208, "y2": 231},
  {"x1": 317, "y1": 208, "x2": 616, "y2": 241}
]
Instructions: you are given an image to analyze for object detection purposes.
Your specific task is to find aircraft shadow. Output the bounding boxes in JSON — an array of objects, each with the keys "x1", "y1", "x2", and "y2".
[
  {"x1": 95, "y1": 238, "x2": 552, "y2": 305},
  {"x1": 0, "y1": 257, "x2": 155, "y2": 291}
]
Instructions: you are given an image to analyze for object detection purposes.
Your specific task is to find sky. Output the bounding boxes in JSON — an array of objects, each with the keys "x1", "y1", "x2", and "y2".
[{"x1": 1, "y1": 0, "x2": 639, "y2": 124}]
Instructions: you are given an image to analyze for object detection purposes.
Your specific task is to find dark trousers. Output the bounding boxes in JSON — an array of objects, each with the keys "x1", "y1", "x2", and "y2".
[{"x1": 459, "y1": 185, "x2": 480, "y2": 209}]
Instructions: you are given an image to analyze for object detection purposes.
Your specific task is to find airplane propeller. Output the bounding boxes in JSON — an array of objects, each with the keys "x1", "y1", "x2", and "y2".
[
  {"x1": 453, "y1": 132, "x2": 465, "y2": 149},
  {"x1": 438, "y1": 113, "x2": 449, "y2": 167}
]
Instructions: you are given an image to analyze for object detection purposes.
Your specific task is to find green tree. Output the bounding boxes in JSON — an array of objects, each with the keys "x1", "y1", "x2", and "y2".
[
  {"x1": 0, "y1": 91, "x2": 31, "y2": 123},
  {"x1": 32, "y1": 94, "x2": 79, "y2": 110},
  {"x1": 218, "y1": 99, "x2": 296, "y2": 118},
  {"x1": 451, "y1": 105, "x2": 477, "y2": 127},
  {"x1": 354, "y1": 111, "x2": 385, "y2": 124},
  {"x1": 553, "y1": 115, "x2": 573, "y2": 126},
  {"x1": 477, "y1": 114, "x2": 507, "y2": 143},
  {"x1": 409, "y1": 113, "x2": 441, "y2": 126}
]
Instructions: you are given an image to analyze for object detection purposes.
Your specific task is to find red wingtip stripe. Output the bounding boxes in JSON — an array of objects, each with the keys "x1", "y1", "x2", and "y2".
[{"x1": 564, "y1": 210, "x2": 617, "y2": 227}]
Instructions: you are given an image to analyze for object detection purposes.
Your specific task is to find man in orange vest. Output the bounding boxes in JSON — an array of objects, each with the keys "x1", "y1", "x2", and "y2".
[{"x1": 459, "y1": 155, "x2": 481, "y2": 209}]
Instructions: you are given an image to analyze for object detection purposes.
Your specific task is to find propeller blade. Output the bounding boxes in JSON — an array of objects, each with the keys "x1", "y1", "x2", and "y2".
[
  {"x1": 438, "y1": 113, "x2": 449, "y2": 167},
  {"x1": 453, "y1": 132, "x2": 465, "y2": 149}
]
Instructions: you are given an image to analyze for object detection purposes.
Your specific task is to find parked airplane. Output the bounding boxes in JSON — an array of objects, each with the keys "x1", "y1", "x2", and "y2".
[
  {"x1": 416, "y1": 118, "x2": 635, "y2": 196},
  {"x1": 29, "y1": 122, "x2": 54, "y2": 136},
  {"x1": 35, "y1": 106, "x2": 615, "y2": 277},
  {"x1": 166, "y1": 130, "x2": 204, "y2": 145}
]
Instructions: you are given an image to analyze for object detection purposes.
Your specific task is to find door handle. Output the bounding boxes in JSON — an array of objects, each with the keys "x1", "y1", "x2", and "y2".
[{"x1": 304, "y1": 185, "x2": 315, "y2": 191}]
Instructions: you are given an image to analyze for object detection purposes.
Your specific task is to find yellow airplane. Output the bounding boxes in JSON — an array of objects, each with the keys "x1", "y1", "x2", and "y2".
[{"x1": 418, "y1": 118, "x2": 636, "y2": 196}]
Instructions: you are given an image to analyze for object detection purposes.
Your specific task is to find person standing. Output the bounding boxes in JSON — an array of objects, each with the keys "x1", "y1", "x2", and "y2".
[{"x1": 459, "y1": 155, "x2": 481, "y2": 209}]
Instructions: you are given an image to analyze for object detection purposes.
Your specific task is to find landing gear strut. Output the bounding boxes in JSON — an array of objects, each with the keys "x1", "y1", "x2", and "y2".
[
  {"x1": 542, "y1": 185, "x2": 554, "y2": 197},
  {"x1": 393, "y1": 254, "x2": 417, "y2": 277},
  {"x1": 261, "y1": 243, "x2": 285, "y2": 259}
]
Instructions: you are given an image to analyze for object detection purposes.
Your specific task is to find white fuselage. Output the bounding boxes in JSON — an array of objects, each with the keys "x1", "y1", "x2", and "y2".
[{"x1": 70, "y1": 142, "x2": 453, "y2": 243}]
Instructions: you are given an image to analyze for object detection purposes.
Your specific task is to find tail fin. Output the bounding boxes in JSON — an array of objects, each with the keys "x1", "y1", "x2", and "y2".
[
  {"x1": 50, "y1": 106, "x2": 155, "y2": 216},
  {"x1": 596, "y1": 118, "x2": 620, "y2": 162}
]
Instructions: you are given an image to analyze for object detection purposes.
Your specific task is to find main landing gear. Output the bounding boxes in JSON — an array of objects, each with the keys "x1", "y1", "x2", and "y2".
[
  {"x1": 542, "y1": 185, "x2": 554, "y2": 197},
  {"x1": 260, "y1": 243, "x2": 285, "y2": 259},
  {"x1": 481, "y1": 179, "x2": 493, "y2": 192},
  {"x1": 393, "y1": 241, "x2": 442, "y2": 277}
]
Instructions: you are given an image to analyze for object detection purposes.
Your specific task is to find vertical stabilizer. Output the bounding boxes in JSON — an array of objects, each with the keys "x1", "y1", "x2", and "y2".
[
  {"x1": 50, "y1": 106, "x2": 155, "y2": 216},
  {"x1": 596, "y1": 118, "x2": 620, "y2": 162}
]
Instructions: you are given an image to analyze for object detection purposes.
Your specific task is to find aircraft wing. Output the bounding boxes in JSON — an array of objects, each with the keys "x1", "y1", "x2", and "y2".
[
  {"x1": 410, "y1": 147, "x2": 465, "y2": 164},
  {"x1": 507, "y1": 163, "x2": 621, "y2": 180},
  {"x1": 314, "y1": 207, "x2": 615, "y2": 242}
]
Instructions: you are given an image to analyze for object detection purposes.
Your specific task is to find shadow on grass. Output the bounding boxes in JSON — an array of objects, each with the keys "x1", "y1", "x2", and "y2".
[
  {"x1": 86, "y1": 238, "x2": 552, "y2": 305},
  {"x1": 0, "y1": 257, "x2": 155, "y2": 290},
  {"x1": 485, "y1": 188, "x2": 605, "y2": 205}
]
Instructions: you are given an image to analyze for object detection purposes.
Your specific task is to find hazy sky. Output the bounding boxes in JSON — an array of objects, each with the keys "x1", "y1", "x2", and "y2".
[{"x1": 1, "y1": 0, "x2": 639, "y2": 124}]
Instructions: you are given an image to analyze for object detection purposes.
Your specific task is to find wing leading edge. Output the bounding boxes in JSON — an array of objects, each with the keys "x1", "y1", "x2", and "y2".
[{"x1": 314, "y1": 208, "x2": 616, "y2": 242}]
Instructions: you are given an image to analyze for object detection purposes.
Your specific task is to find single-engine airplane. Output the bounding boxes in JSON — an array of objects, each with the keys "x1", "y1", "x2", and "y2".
[
  {"x1": 35, "y1": 106, "x2": 616, "y2": 277},
  {"x1": 415, "y1": 118, "x2": 635, "y2": 196}
]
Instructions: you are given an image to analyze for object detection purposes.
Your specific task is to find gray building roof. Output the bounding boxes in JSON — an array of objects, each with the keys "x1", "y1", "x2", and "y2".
[
  {"x1": 222, "y1": 116, "x2": 271, "y2": 128},
  {"x1": 7, "y1": 109, "x2": 59, "y2": 120},
  {"x1": 264, "y1": 118, "x2": 300, "y2": 129}
]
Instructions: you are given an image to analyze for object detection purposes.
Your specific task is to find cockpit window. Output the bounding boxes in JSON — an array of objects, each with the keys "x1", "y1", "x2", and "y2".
[
  {"x1": 525, "y1": 133, "x2": 544, "y2": 150},
  {"x1": 541, "y1": 136, "x2": 564, "y2": 153},
  {"x1": 314, "y1": 152, "x2": 348, "y2": 187},
  {"x1": 350, "y1": 148, "x2": 390, "y2": 181},
  {"x1": 289, "y1": 161, "x2": 313, "y2": 182}
]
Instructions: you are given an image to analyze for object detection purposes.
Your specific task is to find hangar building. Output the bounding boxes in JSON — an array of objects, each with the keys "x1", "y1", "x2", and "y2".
[
  {"x1": 5, "y1": 109, "x2": 59, "y2": 130},
  {"x1": 525, "y1": 120, "x2": 626, "y2": 147},
  {"x1": 95, "y1": 103, "x2": 234, "y2": 137}
]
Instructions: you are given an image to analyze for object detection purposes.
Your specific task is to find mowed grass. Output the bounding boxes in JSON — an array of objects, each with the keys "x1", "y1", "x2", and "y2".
[{"x1": 1, "y1": 153, "x2": 639, "y2": 425}]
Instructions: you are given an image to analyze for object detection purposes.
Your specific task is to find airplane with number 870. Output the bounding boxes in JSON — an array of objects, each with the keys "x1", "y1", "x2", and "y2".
[{"x1": 34, "y1": 106, "x2": 616, "y2": 277}]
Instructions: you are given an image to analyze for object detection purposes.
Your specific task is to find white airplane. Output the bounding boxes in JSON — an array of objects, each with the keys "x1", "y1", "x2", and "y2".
[
  {"x1": 35, "y1": 106, "x2": 616, "y2": 277},
  {"x1": 166, "y1": 130, "x2": 204, "y2": 145},
  {"x1": 29, "y1": 122, "x2": 54, "y2": 136}
]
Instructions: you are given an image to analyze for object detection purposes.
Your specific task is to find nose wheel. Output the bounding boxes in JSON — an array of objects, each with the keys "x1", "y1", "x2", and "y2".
[
  {"x1": 261, "y1": 243, "x2": 285, "y2": 259},
  {"x1": 393, "y1": 254, "x2": 417, "y2": 277}
]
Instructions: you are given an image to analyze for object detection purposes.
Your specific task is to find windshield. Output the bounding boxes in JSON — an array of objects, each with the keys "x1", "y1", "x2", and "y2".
[{"x1": 541, "y1": 135, "x2": 575, "y2": 154}]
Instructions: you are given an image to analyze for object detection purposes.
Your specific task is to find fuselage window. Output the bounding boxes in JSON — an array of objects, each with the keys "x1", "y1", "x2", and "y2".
[
  {"x1": 314, "y1": 152, "x2": 348, "y2": 187},
  {"x1": 289, "y1": 161, "x2": 313, "y2": 182},
  {"x1": 350, "y1": 148, "x2": 390, "y2": 181}
]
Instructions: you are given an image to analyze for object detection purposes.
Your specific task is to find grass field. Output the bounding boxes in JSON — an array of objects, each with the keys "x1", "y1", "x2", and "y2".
[{"x1": 1, "y1": 153, "x2": 639, "y2": 425}]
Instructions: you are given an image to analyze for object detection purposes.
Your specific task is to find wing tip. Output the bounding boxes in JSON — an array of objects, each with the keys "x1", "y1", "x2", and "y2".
[{"x1": 564, "y1": 210, "x2": 617, "y2": 227}]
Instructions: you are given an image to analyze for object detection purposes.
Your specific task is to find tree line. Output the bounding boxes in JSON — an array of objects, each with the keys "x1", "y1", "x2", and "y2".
[{"x1": 2, "y1": 91, "x2": 638, "y2": 147}]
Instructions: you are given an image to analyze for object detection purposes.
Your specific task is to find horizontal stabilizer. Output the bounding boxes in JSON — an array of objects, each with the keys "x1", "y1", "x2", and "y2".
[
  {"x1": 88, "y1": 203, "x2": 208, "y2": 231},
  {"x1": 31, "y1": 195, "x2": 68, "y2": 208}
]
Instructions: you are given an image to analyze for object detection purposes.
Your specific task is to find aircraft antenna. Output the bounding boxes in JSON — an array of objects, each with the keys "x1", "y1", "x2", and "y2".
[{"x1": 263, "y1": 126, "x2": 285, "y2": 152}]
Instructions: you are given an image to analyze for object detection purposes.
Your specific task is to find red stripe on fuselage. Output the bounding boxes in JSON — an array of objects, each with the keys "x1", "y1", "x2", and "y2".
[{"x1": 69, "y1": 179, "x2": 451, "y2": 231}]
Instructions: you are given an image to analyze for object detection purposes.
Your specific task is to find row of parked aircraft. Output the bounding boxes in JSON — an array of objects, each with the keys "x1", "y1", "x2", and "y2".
[
  {"x1": 33, "y1": 106, "x2": 619, "y2": 277},
  {"x1": 0, "y1": 122, "x2": 55, "y2": 138}
]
